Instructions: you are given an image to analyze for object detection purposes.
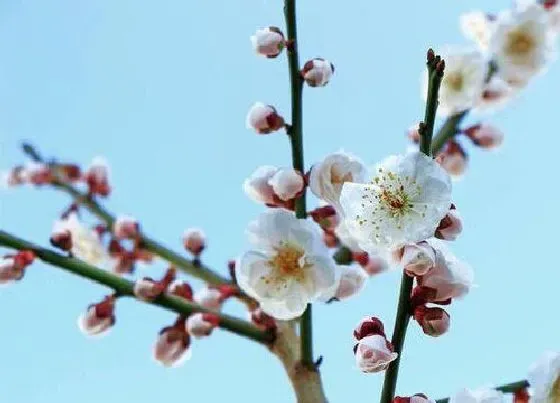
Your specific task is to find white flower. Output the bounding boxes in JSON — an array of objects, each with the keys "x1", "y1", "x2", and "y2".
[
  {"x1": 339, "y1": 152, "x2": 452, "y2": 252},
  {"x1": 460, "y1": 11, "x2": 494, "y2": 50},
  {"x1": 310, "y1": 151, "x2": 367, "y2": 211},
  {"x1": 423, "y1": 48, "x2": 488, "y2": 116},
  {"x1": 236, "y1": 210, "x2": 337, "y2": 320},
  {"x1": 246, "y1": 102, "x2": 285, "y2": 134},
  {"x1": 354, "y1": 334, "x2": 398, "y2": 373},
  {"x1": 420, "y1": 239, "x2": 474, "y2": 302},
  {"x1": 527, "y1": 351, "x2": 560, "y2": 403},
  {"x1": 334, "y1": 221, "x2": 363, "y2": 252},
  {"x1": 450, "y1": 388, "x2": 504, "y2": 403},
  {"x1": 490, "y1": 4, "x2": 556, "y2": 83},
  {"x1": 250, "y1": 27, "x2": 285, "y2": 58},
  {"x1": 268, "y1": 168, "x2": 304, "y2": 201},
  {"x1": 243, "y1": 165, "x2": 279, "y2": 204},
  {"x1": 53, "y1": 213, "x2": 108, "y2": 266},
  {"x1": 301, "y1": 58, "x2": 335, "y2": 87}
]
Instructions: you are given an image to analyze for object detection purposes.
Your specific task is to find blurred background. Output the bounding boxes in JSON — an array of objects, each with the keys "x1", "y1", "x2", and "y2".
[{"x1": 1, "y1": 0, "x2": 559, "y2": 402}]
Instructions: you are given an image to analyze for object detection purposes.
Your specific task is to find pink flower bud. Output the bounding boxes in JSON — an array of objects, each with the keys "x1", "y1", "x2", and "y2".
[
  {"x1": 268, "y1": 168, "x2": 304, "y2": 201},
  {"x1": 243, "y1": 165, "x2": 279, "y2": 205},
  {"x1": 407, "y1": 123, "x2": 421, "y2": 144},
  {"x1": 182, "y1": 228, "x2": 206, "y2": 257},
  {"x1": 153, "y1": 317, "x2": 191, "y2": 367},
  {"x1": 85, "y1": 157, "x2": 111, "y2": 197},
  {"x1": 133, "y1": 268, "x2": 176, "y2": 301},
  {"x1": 310, "y1": 205, "x2": 339, "y2": 231},
  {"x1": 398, "y1": 242, "x2": 436, "y2": 277},
  {"x1": 194, "y1": 287, "x2": 223, "y2": 310},
  {"x1": 354, "y1": 334, "x2": 398, "y2": 373},
  {"x1": 113, "y1": 216, "x2": 140, "y2": 240},
  {"x1": 393, "y1": 393, "x2": 434, "y2": 403},
  {"x1": 332, "y1": 265, "x2": 368, "y2": 301},
  {"x1": 353, "y1": 252, "x2": 389, "y2": 276},
  {"x1": 0, "y1": 251, "x2": 35, "y2": 284},
  {"x1": 78, "y1": 296, "x2": 116, "y2": 336},
  {"x1": 436, "y1": 141, "x2": 468, "y2": 178},
  {"x1": 186, "y1": 313, "x2": 220, "y2": 339},
  {"x1": 169, "y1": 280, "x2": 194, "y2": 301},
  {"x1": 250, "y1": 27, "x2": 285, "y2": 58},
  {"x1": 23, "y1": 162, "x2": 53, "y2": 185},
  {"x1": 301, "y1": 58, "x2": 335, "y2": 87},
  {"x1": 464, "y1": 124, "x2": 504, "y2": 150},
  {"x1": 246, "y1": 102, "x2": 285, "y2": 134},
  {"x1": 353, "y1": 316, "x2": 386, "y2": 341},
  {"x1": 50, "y1": 228, "x2": 73, "y2": 251},
  {"x1": 435, "y1": 206, "x2": 463, "y2": 241},
  {"x1": 413, "y1": 306, "x2": 450, "y2": 337}
]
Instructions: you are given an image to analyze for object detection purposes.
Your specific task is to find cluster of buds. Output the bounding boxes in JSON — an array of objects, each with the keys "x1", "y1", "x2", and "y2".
[
  {"x1": 3, "y1": 156, "x2": 111, "y2": 197},
  {"x1": 243, "y1": 165, "x2": 305, "y2": 210},
  {"x1": 353, "y1": 317, "x2": 398, "y2": 373},
  {"x1": 0, "y1": 250, "x2": 35, "y2": 285},
  {"x1": 108, "y1": 237, "x2": 154, "y2": 275}
]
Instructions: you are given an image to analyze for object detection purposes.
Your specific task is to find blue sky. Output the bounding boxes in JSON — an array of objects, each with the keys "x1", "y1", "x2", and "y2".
[{"x1": 1, "y1": 1, "x2": 559, "y2": 402}]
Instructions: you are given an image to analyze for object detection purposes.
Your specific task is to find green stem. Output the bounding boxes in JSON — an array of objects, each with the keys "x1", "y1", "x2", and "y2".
[
  {"x1": 284, "y1": 0, "x2": 314, "y2": 370},
  {"x1": 435, "y1": 380, "x2": 529, "y2": 403},
  {"x1": 380, "y1": 52, "x2": 444, "y2": 403},
  {"x1": 0, "y1": 230, "x2": 272, "y2": 344},
  {"x1": 430, "y1": 111, "x2": 469, "y2": 155}
]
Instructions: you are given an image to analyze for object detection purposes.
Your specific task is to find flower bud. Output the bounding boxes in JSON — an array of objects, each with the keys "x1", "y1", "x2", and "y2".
[
  {"x1": 464, "y1": 124, "x2": 504, "y2": 150},
  {"x1": 78, "y1": 295, "x2": 116, "y2": 336},
  {"x1": 407, "y1": 123, "x2": 421, "y2": 144},
  {"x1": 413, "y1": 306, "x2": 450, "y2": 337},
  {"x1": 243, "y1": 165, "x2": 279, "y2": 205},
  {"x1": 353, "y1": 252, "x2": 389, "y2": 276},
  {"x1": 310, "y1": 205, "x2": 339, "y2": 232},
  {"x1": 436, "y1": 141, "x2": 468, "y2": 179},
  {"x1": 23, "y1": 162, "x2": 53, "y2": 185},
  {"x1": 250, "y1": 308, "x2": 277, "y2": 331},
  {"x1": 112, "y1": 215, "x2": 140, "y2": 240},
  {"x1": 513, "y1": 388, "x2": 530, "y2": 403},
  {"x1": 354, "y1": 334, "x2": 398, "y2": 373},
  {"x1": 398, "y1": 242, "x2": 436, "y2": 277},
  {"x1": 153, "y1": 317, "x2": 191, "y2": 367},
  {"x1": 182, "y1": 228, "x2": 206, "y2": 257},
  {"x1": 50, "y1": 228, "x2": 72, "y2": 251},
  {"x1": 194, "y1": 285, "x2": 238, "y2": 310},
  {"x1": 435, "y1": 206, "x2": 463, "y2": 241},
  {"x1": 250, "y1": 27, "x2": 285, "y2": 58},
  {"x1": 268, "y1": 168, "x2": 305, "y2": 201},
  {"x1": 301, "y1": 58, "x2": 335, "y2": 87},
  {"x1": 331, "y1": 265, "x2": 368, "y2": 301},
  {"x1": 353, "y1": 316, "x2": 387, "y2": 341},
  {"x1": 85, "y1": 157, "x2": 111, "y2": 196},
  {"x1": 169, "y1": 280, "x2": 194, "y2": 301},
  {"x1": 186, "y1": 313, "x2": 220, "y2": 339},
  {"x1": 246, "y1": 102, "x2": 285, "y2": 134},
  {"x1": 0, "y1": 251, "x2": 35, "y2": 285},
  {"x1": 133, "y1": 268, "x2": 176, "y2": 301},
  {"x1": 393, "y1": 393, "x2": 435, "y2": 403}
]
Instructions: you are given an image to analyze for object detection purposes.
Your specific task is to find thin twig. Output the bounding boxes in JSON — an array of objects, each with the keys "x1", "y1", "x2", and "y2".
[
  {"x1": 0, "y1": 230, "x2": 273, "y2": 344},
  {"x1": 435, "y1": 379, "x2": 530, "y2": 403}
]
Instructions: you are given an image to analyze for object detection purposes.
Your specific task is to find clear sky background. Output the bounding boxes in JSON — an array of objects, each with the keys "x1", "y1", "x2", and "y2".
[{"x1": 0, "y1": 1, "x2": 559, "y2": 402}]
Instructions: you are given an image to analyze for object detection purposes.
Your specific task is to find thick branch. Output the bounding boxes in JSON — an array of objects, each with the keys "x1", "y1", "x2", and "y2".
[
  {"x1": 0, "y1": 230, "x2": 272, "y2": 344},
  {"x1": 379, "y1": 51, "x2": 444, "y2": 403},
  {"x1": 435, "y1": 379, "x2": 530, "y2": 403}
]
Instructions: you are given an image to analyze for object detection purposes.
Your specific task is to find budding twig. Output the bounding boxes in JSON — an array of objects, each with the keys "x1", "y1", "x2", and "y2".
[
  {"x1": 0, "y1": 230, "x2": 273, "y2": 344},
  {"x1": 434, "y1": 379, "x2": 530, "y2": 403}
]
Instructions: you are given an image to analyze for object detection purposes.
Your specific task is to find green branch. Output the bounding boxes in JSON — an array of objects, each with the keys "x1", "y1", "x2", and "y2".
[
  {"x1": 283, "y1": 0, "x2": 314, "y2": 370},
  {"x1": 0, "y1": 230, "x2": 273, "y2": 344},
  {"x1": 379, "y1": 50, "x2": 445, "y2": 403},
  {"x1": 430, "y1": 111, "x2": 468, "y2": 155},
  {"x1": 435, "y1": 379, "x2": 530, "y2": 402}
]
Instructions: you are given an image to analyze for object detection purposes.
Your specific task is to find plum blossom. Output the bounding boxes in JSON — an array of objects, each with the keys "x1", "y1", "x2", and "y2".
[
  {"x1": 424, "y1": 48, "x2": 488, "y2": 116},
  {"x1": 246, "y1": 102, "x2": 285, "y2": 134},
  {"x1": 339, "y1": 152, "x2": 452, "y2": 253},
  {"x1": 243, "y1": 165, "x2": 280, "y2": 205},
  {"x1": 450, "y1": 388, "x2": 504, "y2": 403},
  {"x1": 153, "y1": 318, "x2": 191, "y2": 367},
  {"x1": 354, "y1": 334, "x2": 398, "y2": 373},
  {"x1": 113, "y1": 215, "x2": 140, "y2": 240},
  {"x1": 85, "y1": 157, "x2": 111, "y2": 196},
  {"x1": 53, "y1": 213, "x2": 108, "y2": 266},
  {"x1": 527, "y1": 351, "x2": 560, "y2": 403},
  {"x1": 78, "y1": 296, "x2": 116, "y2": 337},
  {"x1": 320, "y1": 264, "x2": 368, "y2": 302},
  {"x1": 309, "y1": 151, "x2": 367, "y2": 211},
  {"x1": 397, "y1": 241, "x2": 436, "y2": 277},
  {"x1": 490, "y1": 4, "x2": 556, "y2": 83},
  {"x1": 475, "y1": 76, "x2": 518, "y2": 113},
  {"x1": 301, "y1": 58, "x2": 335, "y2": 87},
  {"x1": 435, "y1": 206, "x2": 463, "y2": 241},
  {"x1": 250, "y1": 27, "x2": 285, "y2": 58},
  {"x1": 268, "y1": 168, "x2": 304, "y2": 201},
  {"x1": 437, "y1": 141, "x2": 468, "y2": 180},
  {"x1": 464, "y1": 125, "x2": 504, "y2": 150},
  {"x1": 186, "y1": 313, "x2": 220, "y2": 339},
  {"x1": 0, "y1": 251, "x2": 35, "y2": 285},
  {"x1": 183, "y1": 228, "x2": 206, "y2": 257},
  {"x1": 413, "y1": 305, "x2": 450, "y2": 337},
  {"x1": 394, "y1": 394, "x2": 435, "y2": 403},
  {"x1": 236, "y1": 209, "x2": 336, "y2": 320},
  {"x1": 460, "y1": 11, "x2": 494, "y2": 50}
]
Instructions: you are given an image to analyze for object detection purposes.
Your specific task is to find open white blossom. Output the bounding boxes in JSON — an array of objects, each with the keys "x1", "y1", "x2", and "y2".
[
  {"x1": 490, "y1": 4, "x2": 556, "y2": 83},
  {"x1": 450, "y1": 388, "x2": 504, "y2": 403},
  {"x1": 460, "y1": 11, "x2": 494, "y2": 50},
  {"x1": 527, "y1": 351, "x2": 560, "y2": 403},
  {"x1": 339, "y1": 152, "x2": 452, "y2": 252},
  {"x1": 53, "y1": 213, "x2": 107, "y2": 266},
  {"x1": 423, "y1": 48, "x2": 488, "y2": 116},
  {"x1": 236, "y1": 210, "x2": 336, "y2": 320},
  {"x1": 309, "y1": 151, "x2": 367, "y2": 211}
]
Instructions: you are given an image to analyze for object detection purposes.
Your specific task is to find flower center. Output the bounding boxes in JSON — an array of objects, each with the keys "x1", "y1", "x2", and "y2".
[
  {"x1": 506, "y1": 29, "x2": 535, "y2": 56},
  {"x1": 269, "y1": 243, "x2": 308, "y2": 281},
  {"x1": 549, "y1": 375, "x2": 560, "y2": 403},
  {"x1": 446, "y1": 72, "x2": 464, "y2": 92}
]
